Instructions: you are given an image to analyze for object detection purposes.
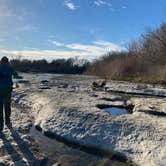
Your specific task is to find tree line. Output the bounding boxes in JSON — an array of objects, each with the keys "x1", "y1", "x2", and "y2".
[
  {"x1": 10, "y1": 58, "x2": 90, "y2": 74},
  {"x1": 86, "y1": 22, "x2": 166, "y2": 85}
]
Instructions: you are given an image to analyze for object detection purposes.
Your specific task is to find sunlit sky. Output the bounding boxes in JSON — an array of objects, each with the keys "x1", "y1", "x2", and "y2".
[{"x1": 0, "y1": 0, "x2": 166, "y2": 60}]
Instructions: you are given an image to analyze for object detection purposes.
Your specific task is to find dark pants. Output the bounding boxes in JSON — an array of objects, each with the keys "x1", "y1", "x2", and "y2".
[{"x1": 0, "y1": 88, "x2": 12, "y2": 129}]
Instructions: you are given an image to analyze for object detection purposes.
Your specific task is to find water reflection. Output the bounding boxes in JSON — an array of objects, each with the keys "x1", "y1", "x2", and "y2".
[{"x1": 104, "y1": 107, "x2": 128, "y2": 116}]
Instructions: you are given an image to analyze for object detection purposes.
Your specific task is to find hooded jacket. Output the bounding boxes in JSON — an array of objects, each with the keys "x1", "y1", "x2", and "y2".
[{"x1": 0, "y1": 64, "x2": 18, "y2": 89}]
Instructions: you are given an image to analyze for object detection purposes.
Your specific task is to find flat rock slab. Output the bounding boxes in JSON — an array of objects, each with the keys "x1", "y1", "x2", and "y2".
[
  {"x1": 105, "y1": 81, "x2": 166, "y2": 97},
  {"x1": 13, "y1": 74, "x2": 166, "y2": 166}
]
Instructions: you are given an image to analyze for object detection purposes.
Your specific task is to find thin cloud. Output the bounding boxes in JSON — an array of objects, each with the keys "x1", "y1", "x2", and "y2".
[
  {"x1": 64, "y1": 0, "x2": 77, "y2": 10},
  {"x1": 94, "y1": 0, "x2": 112, "y2": 7},
  {"x1": 52, "y1": 40, "x2": 125, "y2": 53},
  {"x1": 0, "y1": 1, "x2": 33, "y2": 21},
  {"x1": 0, "y1": 40, "x2": 125, "y2": 60},
  {"x1": 52, "y1": 41, "x2": 64, "y2": 47},
  {"x1": 0, "y1": 0, "x2": 36, "y2": 35},
  {"x1": 94, "y1": 40, "x2": 124, "y2": 51}
]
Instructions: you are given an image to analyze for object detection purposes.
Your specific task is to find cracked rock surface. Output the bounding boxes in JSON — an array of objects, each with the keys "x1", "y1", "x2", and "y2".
[{"x1": 4, "y1": 74, "x2": 166, "y2": 166}]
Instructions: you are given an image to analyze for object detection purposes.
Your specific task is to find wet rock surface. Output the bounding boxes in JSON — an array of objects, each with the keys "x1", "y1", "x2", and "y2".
[{"x1": 1, "y1": 74, "x2": 165, "y2": 166}]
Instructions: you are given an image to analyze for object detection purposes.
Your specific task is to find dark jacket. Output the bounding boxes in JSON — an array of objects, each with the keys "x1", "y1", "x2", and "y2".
[{"x1": 0, "y1": 64, "x2": 18, "y2": 89}]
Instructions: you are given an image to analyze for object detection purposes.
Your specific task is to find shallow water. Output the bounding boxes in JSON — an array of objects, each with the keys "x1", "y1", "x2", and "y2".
[
  {"x1": 20, "y1": 73, "x2": 63, "y2": 80},
  {"x1": 104, "y1": 107, "x2": 128, "y2": 116},
  {"x1": 35, "y1": 73, "x2": 63, "y2": 80}
]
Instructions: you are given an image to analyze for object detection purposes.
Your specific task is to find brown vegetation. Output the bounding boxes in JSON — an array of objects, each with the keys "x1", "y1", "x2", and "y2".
[{"x1": 87, "y1": 22, "x2": 166, "y2": 85}]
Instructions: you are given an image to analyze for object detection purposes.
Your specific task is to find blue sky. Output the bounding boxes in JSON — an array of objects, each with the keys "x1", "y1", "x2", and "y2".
[{"x1": 0, "y1": 0, "x2": 166, "y2": 60}]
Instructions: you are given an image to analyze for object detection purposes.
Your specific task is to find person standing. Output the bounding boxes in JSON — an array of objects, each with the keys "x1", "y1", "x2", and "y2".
[{"x1": 0, "y1": 56, "x2": 21, "y2": 131}]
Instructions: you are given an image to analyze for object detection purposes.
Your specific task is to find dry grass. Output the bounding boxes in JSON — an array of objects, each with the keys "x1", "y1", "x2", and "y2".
[{"x1": 87, "y1": 22, "x2": 166, "y2": 85}]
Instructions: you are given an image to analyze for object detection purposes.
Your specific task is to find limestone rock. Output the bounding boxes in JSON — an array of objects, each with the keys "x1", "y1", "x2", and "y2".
[{"x1": 12, "y1": 74, "x2": 166, "y2": 166}]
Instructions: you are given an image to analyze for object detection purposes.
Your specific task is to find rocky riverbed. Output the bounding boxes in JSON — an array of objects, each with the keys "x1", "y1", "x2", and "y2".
[{"x1": 0, "y1": 74, "x2": 166, "y2": 166}]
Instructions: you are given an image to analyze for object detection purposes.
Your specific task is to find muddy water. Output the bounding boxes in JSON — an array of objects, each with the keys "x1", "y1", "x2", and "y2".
[{"x1": 30, "y1": 127, "x2": 134, "y2": 166}]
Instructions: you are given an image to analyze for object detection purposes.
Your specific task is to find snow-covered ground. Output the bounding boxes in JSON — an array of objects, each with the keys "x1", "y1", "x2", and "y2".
[{"x1": 11, "y1": 74, "x2": 166, "y2": 166}]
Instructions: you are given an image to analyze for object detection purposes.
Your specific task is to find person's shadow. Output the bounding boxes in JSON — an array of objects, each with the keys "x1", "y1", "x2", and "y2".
[
  {"x1": 0, "y1": 132, "x2": 24, "y2": 165},
  {"x1": 0, "y1": 127, "x2": 42, "y2": 166}
]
